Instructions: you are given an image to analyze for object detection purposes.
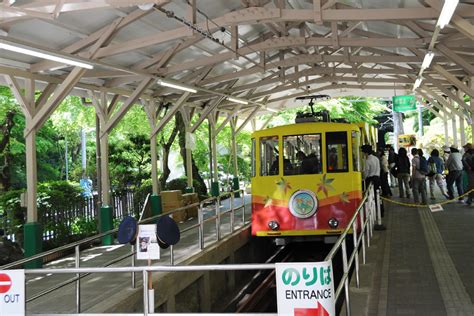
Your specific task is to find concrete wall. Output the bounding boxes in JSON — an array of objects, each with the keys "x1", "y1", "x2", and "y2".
[{"x1": 87, "y1": 226, "x2": 275, "y2": 313}]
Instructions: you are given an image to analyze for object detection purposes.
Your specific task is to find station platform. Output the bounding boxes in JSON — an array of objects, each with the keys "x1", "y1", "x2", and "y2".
[{"x1": 349, "y1": 190, "x2": 474, "y2": 316}]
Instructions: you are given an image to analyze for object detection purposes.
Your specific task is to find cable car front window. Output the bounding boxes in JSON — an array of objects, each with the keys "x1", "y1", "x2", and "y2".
[
  {"x1": 283, "y1": 134, "x2": 322, "y2": 175},
  {"x1": 326, "y1": 132, "x2": 348, "y2": 172},
  {"x1": 260, "y1": 136, "x2": 279, "y2": 176}
]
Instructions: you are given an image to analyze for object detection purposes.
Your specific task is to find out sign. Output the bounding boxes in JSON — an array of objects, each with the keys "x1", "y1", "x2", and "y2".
[
  {"x1": 276, "y1": 261, "x2": 335, "y2": 316},
  {"x1": 0, "y1": 270, "x2": 25, "y2": 316}
]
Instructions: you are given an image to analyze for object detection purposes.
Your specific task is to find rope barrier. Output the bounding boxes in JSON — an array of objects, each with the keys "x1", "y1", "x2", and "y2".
[{"x1": 381, "y1": 189, "x2": 474, "y2": 208}]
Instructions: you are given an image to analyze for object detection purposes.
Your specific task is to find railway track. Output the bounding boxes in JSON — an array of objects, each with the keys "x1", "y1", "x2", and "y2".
[{"x1": 225, "y1": 240, "x2": 355, "y2": 313}]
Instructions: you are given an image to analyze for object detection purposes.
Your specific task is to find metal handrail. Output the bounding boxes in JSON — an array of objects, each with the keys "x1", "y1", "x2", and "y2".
[
  {"x1": 324, "y1": 184, "x2": 377, "y2": 316},
  {"x1": 1, "y1": 189, "x2": 245, "y2": 270},
  {"x1": 21, "y1": 187, "x2": 379, "y2": 316},
  {"x1": 15, "y1": 189, "x2": 248, "y2": 312}
]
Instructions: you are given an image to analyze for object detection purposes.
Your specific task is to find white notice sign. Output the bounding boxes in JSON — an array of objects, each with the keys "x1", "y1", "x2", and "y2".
[
  {"x1": 0, "y1": 269, "x2": 25, "y2": 316},
  {"x1": 429, "y1": 204, "x2": 444, "y2": 212},
  {"x1": 276, "y1": 261, "x2": 335, "y2": 316},
  {"x1": 136, "y1": 224, "x2": 160, "y2": 260}
]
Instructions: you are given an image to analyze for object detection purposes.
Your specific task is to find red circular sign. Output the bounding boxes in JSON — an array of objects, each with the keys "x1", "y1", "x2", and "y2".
[{"x1": 0, "y1": 273, "x2": 12, "y2": 294}]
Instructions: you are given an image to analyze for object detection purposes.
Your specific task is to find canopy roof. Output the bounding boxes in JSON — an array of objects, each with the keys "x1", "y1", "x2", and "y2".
[{"x1": 1, "y1": 0, "x2": 473, "y2": 124}]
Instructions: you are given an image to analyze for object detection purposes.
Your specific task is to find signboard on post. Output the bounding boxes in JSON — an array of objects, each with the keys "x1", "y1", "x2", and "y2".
[
  {"x1": 276, "y1": 261, "x2": 335, "y2": 316},
  {"x1": 392, "y1": 95, "x2": 416, "y2": 112},
  {"x1": 136, "y1": 224, "x2": 160, "y2": 260},
  {"x1": 0, "y1": 270, "x2": 25, "y2": 316}
]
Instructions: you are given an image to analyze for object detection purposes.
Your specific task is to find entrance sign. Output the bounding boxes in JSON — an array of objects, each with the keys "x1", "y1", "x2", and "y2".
[
  {"x1": 276, "y1": 261, "x2": 335, "y2": 316},
  {"x1": 0, "y1": 270, "x2": 25, "y2": 316},
  {"x1": 136, "y1": 224, "x2": 160, "y2": 260},
  {"x1": 392, "y1": 95, "x2": 416, "y2": 112}
]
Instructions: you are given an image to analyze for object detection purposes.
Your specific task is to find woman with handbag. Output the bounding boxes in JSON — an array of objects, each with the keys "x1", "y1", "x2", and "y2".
[{"x1": 395, "y1": 147, "x2": 411, "y2": 198}]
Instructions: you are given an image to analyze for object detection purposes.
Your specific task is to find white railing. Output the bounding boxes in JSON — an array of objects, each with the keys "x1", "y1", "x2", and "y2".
[{"x1": 23, "y1": 185, "x2": 381, "y2": 316}]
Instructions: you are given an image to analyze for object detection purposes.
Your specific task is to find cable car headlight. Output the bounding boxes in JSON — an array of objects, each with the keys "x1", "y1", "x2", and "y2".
[
  {"x1": 268, "y1": 220, "x2": 280, "y2": 231},
  {"x1": 328, "y1": 218, "x2": 339, "y2": 229}
]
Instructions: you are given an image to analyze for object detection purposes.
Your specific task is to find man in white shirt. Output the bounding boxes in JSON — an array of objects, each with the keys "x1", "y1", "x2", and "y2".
[
  {"x1": 362, "y1": 145, "x2": 383, "y2": 215},
  {"x1": 362, "y1": 145, "x2": 380, "y2": 181}
]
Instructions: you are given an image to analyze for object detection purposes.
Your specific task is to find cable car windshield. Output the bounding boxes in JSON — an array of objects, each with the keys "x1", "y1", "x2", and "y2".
[
  {"x1": 326, "y1": 132, "x2": 348, "y2": 172},
  {"x1": 283, "y1": 134, "x2": 322, "y2": 175}
]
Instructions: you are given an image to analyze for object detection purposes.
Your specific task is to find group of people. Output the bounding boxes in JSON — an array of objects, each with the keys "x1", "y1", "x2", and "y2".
[{"x1": 373, "y1": 143, "x2": 474, "y2": 206}]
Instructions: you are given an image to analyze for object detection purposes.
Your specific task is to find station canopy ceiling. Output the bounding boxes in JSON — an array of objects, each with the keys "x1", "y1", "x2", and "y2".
[{"x1": 0, "y1": 0, "x2": 473, "y2": 119}]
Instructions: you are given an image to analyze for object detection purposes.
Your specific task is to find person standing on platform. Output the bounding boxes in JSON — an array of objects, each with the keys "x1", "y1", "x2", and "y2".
[
  {"x1": 462, "y1": 143, "x2": 474, "y2": 205},
  {"x1": 387, "y1": 145, "x2": 398, "y2": 187},
  {"x1": 428, "y1": 149, "x2": 449, "y2": 200},
  {"x1": 446, "y1": 146, "x2": 464, "y2": 201},
  {"x1": 395, "y1": 147, "x2": 411, "y2": 198},
  {"x1": 362, "y1": 145, "x2": 383, "y2": 214},
  {"x1": 411, "y1": 148, "x2": 428, "y2": 205},
  {"x1": 377, "y1": 148, "x2": 392, "y2": 197}
]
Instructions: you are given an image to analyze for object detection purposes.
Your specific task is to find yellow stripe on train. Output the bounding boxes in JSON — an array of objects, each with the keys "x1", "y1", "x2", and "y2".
[{"x1": 255, "y1": 229, "x2": 354, "y2": 237}]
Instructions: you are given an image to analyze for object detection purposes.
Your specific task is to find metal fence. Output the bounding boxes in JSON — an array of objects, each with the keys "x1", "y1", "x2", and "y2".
[
  {"x1": 21, "y1": 185, "x2": 381, "y2": 316},
  {"x1": 1, "y1": 190, "x2": 142, "y2": 244},
  {"x1": 3, "y1": 189, "x2": 249, "y2": 314}
]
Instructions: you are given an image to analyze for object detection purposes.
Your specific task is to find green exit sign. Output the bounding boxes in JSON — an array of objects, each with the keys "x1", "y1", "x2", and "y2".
[{"x1": 392, "y1": 95, "x2": 416, "y2": 112}]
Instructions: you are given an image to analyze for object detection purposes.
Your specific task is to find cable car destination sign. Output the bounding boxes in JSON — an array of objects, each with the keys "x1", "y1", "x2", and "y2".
[
  {"x1": 276, "y1": 261, "x2": 335, "y2": 316},
  {"x1": 392, "y1": 95, "x2": 416, "y2": 112}
]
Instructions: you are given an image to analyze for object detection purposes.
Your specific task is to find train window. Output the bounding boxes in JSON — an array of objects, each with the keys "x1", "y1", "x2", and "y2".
[
  {"x1": 283, "y1": 134, "x2": 322, "y2": 175},
  {"x1": 260, "y1": 136, "x2": 279, "y2": 176},
  {"x1": 352, "y1": 131, "x2": 360, "y2": 172},
  {"x1": 251, "y1": 138, "x2": 256, "y2": 177},
  {"x1": 326, "y1": 132, "x2": 348, "y2": 172}
]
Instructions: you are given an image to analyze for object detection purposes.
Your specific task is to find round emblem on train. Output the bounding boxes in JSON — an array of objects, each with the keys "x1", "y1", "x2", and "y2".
[{"x1": 288, "y1": 190, "x2": 318, "y2": 218}]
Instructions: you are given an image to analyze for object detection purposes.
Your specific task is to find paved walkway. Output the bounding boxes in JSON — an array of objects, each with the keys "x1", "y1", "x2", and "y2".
[{"x1": 350, "y1": 187, "x2": 474, "y2": 316}]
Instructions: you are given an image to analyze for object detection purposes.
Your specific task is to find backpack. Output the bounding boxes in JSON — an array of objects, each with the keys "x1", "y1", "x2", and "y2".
[
  {"x1": 418, "y1": 156, "x2": 429, "y2": 175},
  {"x1": 427, "y1": 159, "x2": 437, "y2": 177}
]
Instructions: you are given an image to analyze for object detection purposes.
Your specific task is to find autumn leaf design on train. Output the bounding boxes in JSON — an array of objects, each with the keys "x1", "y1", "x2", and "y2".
[{"x1": 250, "y1": 109, "x2": 377, "y2": 242}]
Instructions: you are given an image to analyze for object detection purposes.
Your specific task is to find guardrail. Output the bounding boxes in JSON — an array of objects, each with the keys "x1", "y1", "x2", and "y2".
[
  {"x1": 2, "y1": 189, "x2": 248, "y2": 313},
  {"x1": 23, "y1": 185, "x2": 382, "y2": 316}
]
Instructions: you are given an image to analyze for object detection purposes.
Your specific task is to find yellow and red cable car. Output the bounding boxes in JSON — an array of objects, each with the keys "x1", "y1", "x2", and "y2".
[{"x1": 251, "y1": 119, "x2": 365, "y2": 242}]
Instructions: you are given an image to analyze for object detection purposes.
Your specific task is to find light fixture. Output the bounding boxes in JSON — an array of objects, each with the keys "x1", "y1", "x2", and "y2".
[
  {"x1": 157, "y1": 79, "x2": 197, "y2": 93},
  {"x1": 437, "y1": 0, "x2": 459, "y2": 29},
  {"x1": 228, "y1": 96, "x2": 248, "y2": 105},
  {"x1": 0, "y1": 43, "x2": 93, "y2": 69},
  {"x1": 137, "y1": 3, "x2": 154, "y2": 10},
  {"x1": 265, "y1": 107, "x2": 279, "y2": 113},
  {"x1": 421, "y1": 51, "x2": 434, "y2": 70},
  {"x1": 413, "y1": 78, "x2": 422, "y2": 90}
]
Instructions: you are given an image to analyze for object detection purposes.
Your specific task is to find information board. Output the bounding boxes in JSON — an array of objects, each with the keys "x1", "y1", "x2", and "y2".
[
  {"x1": 276, "y1": 261, "x2": 335, "y2": 316},
  {"x1": 136, "y1": 224, "x2": 160, "y2": 260},
  {"x1": 0, "y1": 270, "x2": 25, "y2": 316},
  {"x1": 392, "y1": 95, "x2": 416, "y2": 112}
]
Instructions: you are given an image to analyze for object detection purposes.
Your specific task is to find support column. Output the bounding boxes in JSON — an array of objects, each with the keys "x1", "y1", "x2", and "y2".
[
  {"x1": 209, "y1": 117, "x2": 219, "y2": 197},
  {"x1": 444, "y1": 117, "x2": 449, "y2": 146},
  {"x1": 417, "y1": 104, "x2": 423, "y2": 139},
  {"x1": 150, "y1": 133, "x2": 162, "y2": 216},
  {"x1": 181, "y1": 108, "x2": 194, "y2": 193},
  {"x1": 144, "y1": 100, "x2": 162, "y2": 216},
  {"x1": 185, "y1": 133, "x2": 194, "y2": 193},
  {"x1": 95, "y1": 114, "x2": 102, "y2": 207},
  {"x1": 452, "y1": 114, "x2": 458, "y2": 148},
  {"x1": 460, "y1": 115, "x2": 466, "y2": 146},
  {"x1": 24, "y1": 131, "x2": 42, "y2": 268},
  {"x1": 100, "y1": 131, "x2": 113, "y2": 245},
  {"x1": 471, "y1": 77, "x2": 474, "y2": 143},
  {"x1": 230, "y1": 119, "x2": 240, "y2": 196}
]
